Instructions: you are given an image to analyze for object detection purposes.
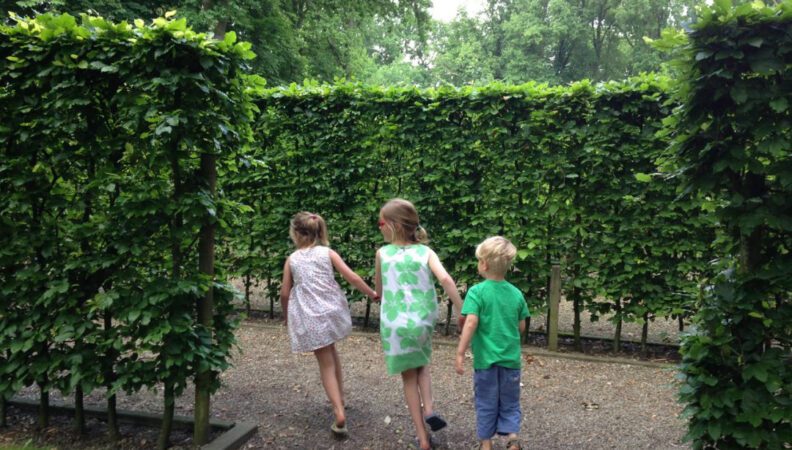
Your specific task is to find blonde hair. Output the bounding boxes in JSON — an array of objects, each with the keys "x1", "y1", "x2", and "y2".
[
  {"x1": 476, "y1": 236, "x2": 517, "y2": 277},
  {"x1": 289, "y1": 211, "x2": 329, "y2": 248},
  {"x1": 380, "y1": 198, "x2": 428, "y2": 244}
]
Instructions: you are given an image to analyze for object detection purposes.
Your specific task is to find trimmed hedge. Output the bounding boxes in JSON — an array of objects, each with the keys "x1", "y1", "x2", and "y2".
[
  {"x1": 232, "y1": 75, "x2": 715, "y2": 349},
  {"x1": 0, "y1": 12, "x2": 256, "y2": 445},
  {"x1": 668, "y1": 1, "x2": 792, "y2": 448}
]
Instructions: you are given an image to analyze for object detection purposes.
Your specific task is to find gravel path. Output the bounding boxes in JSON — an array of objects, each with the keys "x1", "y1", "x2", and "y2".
[{"x1": 5, "y1": 323, "x2": 689, "y2": 449}]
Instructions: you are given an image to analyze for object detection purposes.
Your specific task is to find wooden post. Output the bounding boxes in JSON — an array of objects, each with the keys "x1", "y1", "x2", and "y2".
[{"x1": 548, "y1": 265, "x2": 561, "y2": 352}]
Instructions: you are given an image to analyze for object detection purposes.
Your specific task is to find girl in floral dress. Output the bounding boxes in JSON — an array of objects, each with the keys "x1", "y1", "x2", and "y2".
[
  {"x1": 280, "y1": 212, "x2": 378, "y2": 436},
  {"x1": 374, "y1": 199, "x2": 464, "y2": 450}
]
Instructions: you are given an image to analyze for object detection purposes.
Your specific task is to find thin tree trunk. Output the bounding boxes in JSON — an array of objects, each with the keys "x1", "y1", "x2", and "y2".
[
  {"x1": 157, "y1": 382, "x2": 174, "y2": 450},
  {"x1": 678, "y1": 315, "x2": 684, "y2": 332},
  {"x1": 195, "y1": 153, "x2": 217, "y2": 445},
  {"x1": 106, "y1": 393, "x2": 119, "y2": 440},
  {"x1": 269, "y1": 278, "x2": 275, "y2": 319},
  {"x1": 613, "y1": 298, "x2": 622, "y2": 353},
  {"x1": 244, "y1": 272, "x2": 252, "y2": 316},
  {"x1": 38, "y1": 382, "x2": 49, "y2": 429},
  {"x1": 641, "y1": 312, "x2": 649, "y2": 358},
  {"x1": 1, "y1": 396, "x2": 6, "y2": 427},
  {"x1": 74, "y1": 385, "x2": 85, "y2": 435},
  {"x1": 363, "y1": 297, "x2": 371, "y2": 329},
  {"x1": 572, "y1": 288, "x2": 582, "y2": 351},
  {"x1": 104, "y1": 313, "x2": 120, "y2": 441},
  {"x1": 445, "y1": 299, "x2": 453, "y2": 336}
]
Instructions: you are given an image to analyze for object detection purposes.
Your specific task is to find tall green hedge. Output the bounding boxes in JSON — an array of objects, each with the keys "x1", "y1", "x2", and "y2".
[
  {"x1": 0, "y1": 13, "x2": 256, "y2": 446},
  {"x1": 668, "y1": 1, "x2": 792, "y2": 448},
  {"x1": 233, "y1": 75, "x2": 714, "y2": 348}
]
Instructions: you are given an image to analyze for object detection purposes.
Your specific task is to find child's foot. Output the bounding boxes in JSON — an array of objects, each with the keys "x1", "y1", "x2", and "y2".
[
  {"x1": 423, "y1": 412, "x2": 447, "y2": 432},
  {"x1": 415, "y1": 435, "x2": 434, "y2": 449},
  {"x1": 506, "y1": 437, "x2": 522, "y2": 450},
  {"x1": 330, "y1": 421, "x2": 348, "y2": 437}
]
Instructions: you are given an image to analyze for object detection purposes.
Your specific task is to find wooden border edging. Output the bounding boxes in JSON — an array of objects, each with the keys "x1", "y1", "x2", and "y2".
[{"x1": 7, "y1": 398, "x2": 257, "y2": 450}]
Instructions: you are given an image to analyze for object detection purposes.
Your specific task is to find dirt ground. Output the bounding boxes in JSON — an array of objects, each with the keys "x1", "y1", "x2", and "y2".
[{"x1": 4, "y1": 323, "x2": 690, "y2": 450}]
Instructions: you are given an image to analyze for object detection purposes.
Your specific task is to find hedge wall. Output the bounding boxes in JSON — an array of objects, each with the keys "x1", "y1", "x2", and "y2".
[
  {"x1": 0, "y1": 13, "x2": 256, "y2": 446},
  {"x1": 232, "y1": 75, "x2": 715, "y2": 349},
  {"x1": 669, "y1": 1, "x2": 792, "y2": 448}
]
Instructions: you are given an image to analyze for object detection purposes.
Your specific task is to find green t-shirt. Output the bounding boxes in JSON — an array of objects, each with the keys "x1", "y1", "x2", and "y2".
[{"x1": 461, "y1": 279, "x2": 530, "y2": 370}]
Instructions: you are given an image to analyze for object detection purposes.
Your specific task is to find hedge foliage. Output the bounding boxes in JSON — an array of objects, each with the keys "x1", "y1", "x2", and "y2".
[
  {"x1": 667, "y1": 1, "x2": 792, "y2": 448},
  {"x1": 232, "y1": 75, "x2": 715, "y2": 348},
  {"x1": 0, "y1": 12, "x2": 257, "y2": 442}
]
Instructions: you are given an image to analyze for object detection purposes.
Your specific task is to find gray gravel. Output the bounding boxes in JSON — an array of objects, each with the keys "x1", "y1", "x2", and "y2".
[{"x1": 5, "y1": 323, "x2": 690, "y2": 449}]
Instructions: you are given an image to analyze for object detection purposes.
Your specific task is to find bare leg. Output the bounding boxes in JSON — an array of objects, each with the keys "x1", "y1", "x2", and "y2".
[
  {"x1": 401, "y1": 369, "x2": 430, "y2": 450},
  {"x1": 331, "y1": 345, "x2": 344, "y2": 407},
  {"x1": 416, "y1": 365, "x2": 433, "y2": 416},
  {"x1": 314, "y1": 345, "x2": 345, "y2": 427},
  {"x1": 481, "y1": 439, "x2": 494, "y2": 450}
]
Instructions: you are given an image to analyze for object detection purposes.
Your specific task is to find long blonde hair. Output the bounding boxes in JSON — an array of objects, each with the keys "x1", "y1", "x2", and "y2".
[
  {"x1": 380, "y1": 198, "x2": 428, "y2": 244},
  {"x1": 289, "y1": 211, "x2": 329, "y2": 248}
]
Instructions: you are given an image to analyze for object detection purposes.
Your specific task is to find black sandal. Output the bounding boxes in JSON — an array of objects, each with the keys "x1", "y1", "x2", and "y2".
[{"x1": 424, "y1": 412, "x2": 447, "y2": 432}]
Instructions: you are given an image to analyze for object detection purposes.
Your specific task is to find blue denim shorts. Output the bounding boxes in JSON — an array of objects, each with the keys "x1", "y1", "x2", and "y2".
[{"x1": 473, "y1": 365, "x2": 521, "y2": 440}]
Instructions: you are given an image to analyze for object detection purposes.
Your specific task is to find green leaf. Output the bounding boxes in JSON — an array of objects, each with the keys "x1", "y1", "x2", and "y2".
[{"x1": 769, "y1": 98, "x2": 788, "y2": 113}]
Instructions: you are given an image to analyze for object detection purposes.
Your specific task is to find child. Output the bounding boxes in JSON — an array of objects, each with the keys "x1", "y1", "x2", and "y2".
[
  {"x1": 279, "y1": 211, "x2": 378, "y2": 436},
  {"x1": 374, "y1": 198, "x2": 464, "y2": 450},
  {"x1": 455, "y1": 236, "x2": 530, "y2": 450}
]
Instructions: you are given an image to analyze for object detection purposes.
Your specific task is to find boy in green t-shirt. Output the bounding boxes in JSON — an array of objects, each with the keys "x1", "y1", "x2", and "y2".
[{"x1": 456, "y1": 236, "x2": 530, "y2": 450}]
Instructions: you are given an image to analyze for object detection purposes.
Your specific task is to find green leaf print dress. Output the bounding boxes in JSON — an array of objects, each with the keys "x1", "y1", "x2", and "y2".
[{"x1": 379, "y1": 244, "x2": 438, "y2": 375}]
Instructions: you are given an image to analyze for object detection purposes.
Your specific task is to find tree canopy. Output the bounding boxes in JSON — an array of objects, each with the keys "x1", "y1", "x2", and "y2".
[{"x1": 0, "y1": 2, "x2": 757, "y2": 87}]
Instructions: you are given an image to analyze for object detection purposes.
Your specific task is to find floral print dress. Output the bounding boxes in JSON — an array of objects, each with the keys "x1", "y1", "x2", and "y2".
[{"x1": 378, "y1": 244, "x2": 438, "y2": 375}]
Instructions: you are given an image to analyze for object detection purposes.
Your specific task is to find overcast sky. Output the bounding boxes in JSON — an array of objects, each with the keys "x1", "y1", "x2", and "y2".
[{"x1": 429, "y1": 0, "x2": 486, "y2": 22}]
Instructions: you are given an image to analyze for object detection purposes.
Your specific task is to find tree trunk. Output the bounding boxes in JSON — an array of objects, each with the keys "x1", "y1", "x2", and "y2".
[
  {"x1": 641, "y1": 312, "x2": 649, "y2": 358},
  {"x1": 74, "y1": 385, "x2": 85, "y2": 435},
  {"x1": 244, "y1": 272, "x2": 252, "y2": 316},
  {"x1": 445, "y1": 299, "x2": 453, "y2": 336},
  {"x1": 104, "y1": 313, "x2": 120, "y2": 441},
  {"x1": 0, "y1": 396, "x2": 6, "y2": 427},
  {"x1": 523, "y1": 317, "x2": 531, "y2": 344},
  {"x1": 106, "y1": 393, "x2": 119, "y2": 441},
  {"x1": 37, "y1": 382, "x2": 49, "y2": 429},
  {"x1": 678, "y1": 315, "x2": 684, "y2": 332},
  {"x1": 195, "y1": 6, "x2": 225, "y2": 443},
  {"x1": 194, "y1": 153, "x2": 217, "y2": 445},
  {"x1": 363, "y1": 297, "x2": 371, "y2": 329},
  {"x1": 157, "y1": 382, "x2": 174, "y2": 450},
  {"x1": 613, "y1": 298, "x2": 622, "y2": 353},
  {"x1": 572, "y1": 288, "x2": 582, "y2": 351}
]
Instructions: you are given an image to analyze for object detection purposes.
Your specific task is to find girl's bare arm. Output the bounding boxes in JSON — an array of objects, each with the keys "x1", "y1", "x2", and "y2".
[
  {"x1": 428, "y1": 250, "x2": 463, "y2": 314},
  {"x1": 374, "y1": 250, "x2": 382, "y2": 301},
  {"x1": 279, "y1": 258, "x2": 293, "y2": 324},
  {"x1": 330, "y1": 250, "x2": 377, "y2": 300}
]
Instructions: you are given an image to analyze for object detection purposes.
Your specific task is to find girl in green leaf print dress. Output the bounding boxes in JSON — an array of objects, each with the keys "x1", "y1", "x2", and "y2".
[{"x1": 375, "y1": 198, "x2": 464, "y2": 450}]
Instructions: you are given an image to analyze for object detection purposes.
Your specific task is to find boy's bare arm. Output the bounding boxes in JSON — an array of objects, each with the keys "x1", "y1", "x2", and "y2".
[
  {"x1": 455, "y1": 314, "x2": 479, "y2": 375},
  {"x1": 519, "y1": 318, "x2": 526, "y2": 334}
]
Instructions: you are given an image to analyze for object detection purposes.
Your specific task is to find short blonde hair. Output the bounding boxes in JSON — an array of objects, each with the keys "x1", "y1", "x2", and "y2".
[
  {"x1": 380, "y1": 198, "x2": 428, "y2": 244},
  {"x1": 289, "y1": 211, "x2": 329, "y2": 247},
  {"x1": 476, "y1": 236, "x2": 517, "y2": 277}
]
